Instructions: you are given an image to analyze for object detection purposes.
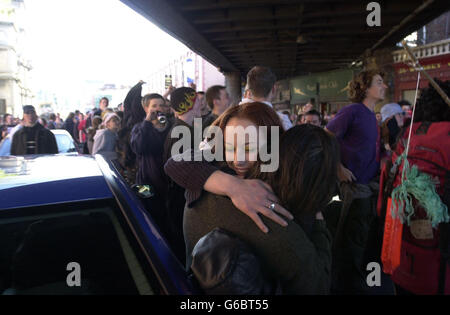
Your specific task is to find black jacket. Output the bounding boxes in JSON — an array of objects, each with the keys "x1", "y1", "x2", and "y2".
[
  {"x1": 131, "y1": 120, "x2": 172, "y2": 196},
  {"x1": 163, "y1": 118, "x2": 196, "y2": 263},
  {"x1": 11, "y1": 123, "x2": 58, "y2": 155}
]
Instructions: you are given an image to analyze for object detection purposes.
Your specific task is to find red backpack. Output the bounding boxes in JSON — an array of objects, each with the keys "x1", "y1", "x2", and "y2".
[{"x1": 379, "y1": 121, "x2": 450, "y2": 294}]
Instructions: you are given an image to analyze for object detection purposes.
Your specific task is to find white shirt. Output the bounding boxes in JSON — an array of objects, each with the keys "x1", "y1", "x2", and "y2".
[{"x1": 239, "y1": 99, "x2": 293, "y2": 130}]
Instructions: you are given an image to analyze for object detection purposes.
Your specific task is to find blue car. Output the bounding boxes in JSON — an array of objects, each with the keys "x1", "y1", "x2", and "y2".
[{"x1": 0, "y1": 155, "x2": 198, "y2": 295}]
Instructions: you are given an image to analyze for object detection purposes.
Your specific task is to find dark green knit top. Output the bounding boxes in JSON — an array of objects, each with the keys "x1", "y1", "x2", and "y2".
[{"x1": 183, "y1": 192, "x2": 332, "y2": 295}]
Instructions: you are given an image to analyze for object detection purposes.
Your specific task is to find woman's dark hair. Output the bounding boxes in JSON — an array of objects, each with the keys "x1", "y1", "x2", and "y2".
[
  {"x1": 348, "y1": 70, "x2": 385, "y2": 103},
  {"x1": 414, "y1": 79, "x2": 450, "y2": 122},
  {"x1": 91, "y1": 116, "x2": 102, "y2": 129},
  {"x1": 88, "y1": 116, "x2": 102, "y2": 140},
  {"x1": 66, "y1": 112, "x2": 75, "y2": 120},
  {"x1": 115, "y1": 110, "x2": 124, "y2": 120},
  {"x1": 257, "y1": 125, "x2": 340, "y2": 219}
]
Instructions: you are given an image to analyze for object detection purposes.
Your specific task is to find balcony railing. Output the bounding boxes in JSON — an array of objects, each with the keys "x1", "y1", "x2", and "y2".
[{"x1": 393, "y1": 39, "x2": 450, "y2": 63}]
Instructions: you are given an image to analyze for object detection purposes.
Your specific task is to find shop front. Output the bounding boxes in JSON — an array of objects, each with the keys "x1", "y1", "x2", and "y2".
[
  {"x1": 392, "y1": 40, "x2": 450, "y2": 104},
  {"x1": 289, "y1": 69, "x2": 357, "y2": 115}
]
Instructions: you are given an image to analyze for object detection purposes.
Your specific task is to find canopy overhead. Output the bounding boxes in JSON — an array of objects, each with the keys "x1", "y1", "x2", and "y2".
[{"x1": 121, "y1": 0, "x2": 449, "y2": 79}]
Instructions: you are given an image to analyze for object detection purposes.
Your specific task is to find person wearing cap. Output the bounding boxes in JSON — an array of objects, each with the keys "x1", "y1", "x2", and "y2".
[
  {"x1": 11, "y1": 105, "x2": 58, "y2": 156},
  {"x1": 92, "y1": 113, "x2": 121, "y2": 160},
  {"x1": 162, "y1": 87, "x2": 203, "y2": 264},
  {"x1": 380, "y1": 102, "x2": 404, "y2": 153}
]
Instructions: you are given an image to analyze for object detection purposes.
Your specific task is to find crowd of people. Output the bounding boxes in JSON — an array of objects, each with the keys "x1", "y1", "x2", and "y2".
[{"x1": 1, "y1": 65, "x2": 449, "y2": 295}]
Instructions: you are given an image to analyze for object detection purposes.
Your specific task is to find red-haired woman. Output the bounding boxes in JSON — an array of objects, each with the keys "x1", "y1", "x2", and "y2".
[{"x1": 165, "y1": 103, "x2": 337, "y2": 293}]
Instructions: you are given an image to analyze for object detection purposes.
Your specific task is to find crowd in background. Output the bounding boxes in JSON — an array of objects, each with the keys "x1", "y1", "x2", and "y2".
[{"x1": 0, "y1": 66, "x2": 449, "y2": 296}]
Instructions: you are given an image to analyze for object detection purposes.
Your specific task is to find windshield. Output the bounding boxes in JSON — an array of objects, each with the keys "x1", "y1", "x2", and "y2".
[
  {"x1": 55, "y1": 133, "x2": 76, "y2": 153},
  {"x1": 0, "y1": 132, "x2": 75, "y2": 156}
]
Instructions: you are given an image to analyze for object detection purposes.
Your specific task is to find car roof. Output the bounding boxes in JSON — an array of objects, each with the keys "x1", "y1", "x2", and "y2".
[
  {"x1": 0, "y1": 155, "x2": 113, "y2": 210},
  {"x1": 50, "y1": 129, "x2": 71, "y2": 136},
  {"x1": 2, "y1": 127, "x2": 72, "y2": 139}
]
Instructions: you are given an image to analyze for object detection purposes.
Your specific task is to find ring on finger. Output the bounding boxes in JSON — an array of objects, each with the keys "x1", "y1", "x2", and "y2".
[{"x1": 269, "y1": 202, "x2": 276, "y2": 210}]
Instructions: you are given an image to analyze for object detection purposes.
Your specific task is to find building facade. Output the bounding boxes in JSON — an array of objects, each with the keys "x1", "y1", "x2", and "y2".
[
  {"x1": 392, "y1": 39, "x2": 450, "y2": 104},
  {"x1": 0, "y1": 0, "x2": 32, "y2": 117},
  {"x1": 144, "y1": 49, "x2": 225, "y2": 95},
  {"x1": 392, "y1": 11, "x2": 450, "y2": 105}
]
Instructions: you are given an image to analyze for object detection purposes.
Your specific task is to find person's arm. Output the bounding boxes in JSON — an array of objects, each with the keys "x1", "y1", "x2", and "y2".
[
  {"x1": 205, "y1": 171, "x2": 293, "y2": 232},
  {"x1": 288, "y1": 217, "x2": 332, "y2": 294},
  {"x1": 279, "y1": 113, "x2": 293, "y2": 130},
  {"x1": 337, "y1": 163, "x2": 356, "y2": 182},
  {"x1": 325, "y1": 106, "x2": 351, "y2": 141},
  {"x1": 325, "y1": 109, "x2": 356, "y2": 183},
  {"x1": 164, "y1": 149, "x2": 220, "y2": 199},
  {"x1": 130, "y1": 120, "x2": 163, "y2": 155},
  {"x1": 123, "y1": 81, "x2": 145, "y2": 116},
  {"x1": 163, "y1": 85, "x2": 175, "y2": 100},
  {"x1": 49, "y1": 131, "x2": 58, "y2": 154},
  {"x1": 10, "y1": 132, "x2": 19, "y2": 155},
  {"x1": 164, "y1": 150, "x2": 294, "y2": 233},
  {"x1": 91, "y1": 133, "x2": 104, "y2": 155}
]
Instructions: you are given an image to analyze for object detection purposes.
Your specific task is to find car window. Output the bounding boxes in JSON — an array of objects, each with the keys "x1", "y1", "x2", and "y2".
[
  {"x1": 55, "y1": 134, "x2": 76, "y2": 153},
  {"x1": 0, "y1": 200, "x2": 161, "y2": 295},
  {"x1": 0, "y1": 138, "x2": 11, "y2": 156},
  {"x1": 0, "y1": 133, "x2": 76, "y2": 156}
]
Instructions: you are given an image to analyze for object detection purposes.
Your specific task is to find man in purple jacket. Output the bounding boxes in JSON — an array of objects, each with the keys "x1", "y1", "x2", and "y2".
[
  {"x1": 326, "y1": 70, "x2": 386, "y2": 184},
  {"x1": 325, "y1": 70, "x2": 388, "y2": 294}
]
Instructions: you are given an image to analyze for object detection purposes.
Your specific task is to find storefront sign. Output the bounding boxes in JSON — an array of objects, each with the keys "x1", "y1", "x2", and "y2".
[{"x1": 290, "y1": 69, "x2": 356, "y2": 103}]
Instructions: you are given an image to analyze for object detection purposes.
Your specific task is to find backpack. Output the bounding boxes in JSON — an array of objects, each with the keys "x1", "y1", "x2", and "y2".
[{"x1": 379, "y1": 121, "x2": 450, "y2": 294}]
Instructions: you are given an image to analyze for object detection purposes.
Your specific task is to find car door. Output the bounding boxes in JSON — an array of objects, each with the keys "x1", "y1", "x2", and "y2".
[{"x1": 0, "y1": 198, "x2": 176, "y2": 295}]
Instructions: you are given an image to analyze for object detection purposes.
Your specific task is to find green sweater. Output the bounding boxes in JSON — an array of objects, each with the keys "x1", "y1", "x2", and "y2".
[{"x1": 184, "y1": 193, "x2": 332, "y2": 295}]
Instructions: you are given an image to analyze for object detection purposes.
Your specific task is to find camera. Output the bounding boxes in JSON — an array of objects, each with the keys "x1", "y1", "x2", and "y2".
[
  {"x1": 157, "y1": 112, "x2": 167, "y2": 124},
  {"x1": 150, "y1": 111, "x2": 167, "y2": 124}
]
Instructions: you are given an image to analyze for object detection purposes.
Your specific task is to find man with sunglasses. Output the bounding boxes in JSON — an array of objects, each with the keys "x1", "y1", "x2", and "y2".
[{"x1": 11, "y1": 105, "x2": 58, "y2": 155}]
